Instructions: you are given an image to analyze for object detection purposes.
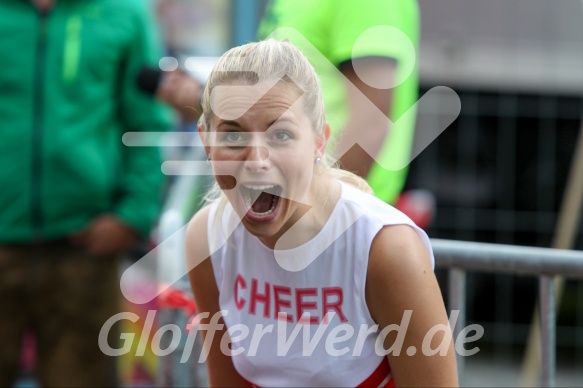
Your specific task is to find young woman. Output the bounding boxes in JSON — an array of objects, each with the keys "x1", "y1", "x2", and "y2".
[{"x1": 186, "y1": 39, "x2": 458, "y2": 387}]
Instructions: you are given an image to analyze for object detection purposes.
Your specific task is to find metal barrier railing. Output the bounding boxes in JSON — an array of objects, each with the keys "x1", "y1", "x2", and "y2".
[{"x1": 432, "y1": 238, "x2": 583, "y2": 387}]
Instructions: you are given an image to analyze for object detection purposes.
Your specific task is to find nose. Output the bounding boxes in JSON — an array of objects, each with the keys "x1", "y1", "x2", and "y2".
[{"x1": 243, "y1": 134, "x2": 270, "y2": 172}]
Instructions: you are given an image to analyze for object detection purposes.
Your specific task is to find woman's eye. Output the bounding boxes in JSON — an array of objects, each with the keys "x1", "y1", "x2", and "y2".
[
  {"x1": 271, "y1": 130, "x2": 292, "y2": 141},
  {"x1": 221, "y1": 132, "x2": 247, "y2": 145}
]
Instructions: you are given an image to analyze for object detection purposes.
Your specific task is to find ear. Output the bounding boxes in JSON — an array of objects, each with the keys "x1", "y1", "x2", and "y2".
[
  {"x1": 198, "y1": 124, "x2": 211, "y2": 158},
  {"x1": 315, "y1": 122, "x2": 331, "y2": 158}
]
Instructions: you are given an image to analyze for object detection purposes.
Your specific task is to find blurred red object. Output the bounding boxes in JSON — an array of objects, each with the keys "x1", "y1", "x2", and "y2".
[
  {"x1": 20, "y1": 329, "x2": 36, "y2": 374},
  {"x1": 157, "y1": 285, "x2": 196, "y2": 317},
  {"x1": 394, "y1": 189, "x2": 436, "y2": 230}
]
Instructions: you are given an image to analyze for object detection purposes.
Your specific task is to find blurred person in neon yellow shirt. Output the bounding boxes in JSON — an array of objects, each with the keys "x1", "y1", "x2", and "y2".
[{"x1": 258, "y1": 0, "x2": 419, "y2": 205}]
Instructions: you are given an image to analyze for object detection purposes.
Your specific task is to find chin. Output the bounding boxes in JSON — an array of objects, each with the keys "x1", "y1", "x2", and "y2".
[{"x1": 241, "y1": 219, "x2": 282, "y2": 244}]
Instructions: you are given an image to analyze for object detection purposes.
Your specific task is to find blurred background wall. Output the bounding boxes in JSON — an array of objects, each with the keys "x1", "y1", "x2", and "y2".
[{"x1": 406, "y1": 0, "x2": 583, "y2": 384}]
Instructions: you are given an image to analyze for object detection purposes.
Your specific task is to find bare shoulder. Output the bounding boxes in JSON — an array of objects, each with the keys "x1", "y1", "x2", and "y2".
[
  {"x1": 185, "y1": 205, "x2": 219, "y2": 321},
  {"x1": 366, "y1": 224, "x2": 438, "y2": 324},
  {"x1": 186, "y1": 203, "x2": 212, "y2": 238},
  {"x1": 366, "y1": 225, "x2": 458, "y2": 386},
  {"x1": 185, "y1": 206, "x2": 210, "y2": 258},
  {"x1": 368, "y1": 224, "x2": 433, "y2": 280},
  {"x1": 185, "y1": 205, "x2": 247, "y2": 386},
  {"x1": 185, "y1": 205, "x2": 212, "y2": 279}
]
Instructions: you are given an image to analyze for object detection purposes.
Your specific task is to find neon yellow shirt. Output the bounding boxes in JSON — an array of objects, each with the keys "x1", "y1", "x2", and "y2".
[{"x1": 259, "y1": 0, "x2": 419, "y2": 204}]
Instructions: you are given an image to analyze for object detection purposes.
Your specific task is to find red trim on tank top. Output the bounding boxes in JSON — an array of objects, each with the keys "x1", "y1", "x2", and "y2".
[{"x1": 244, "y1": 358, "x2": 393, "y2": 388}]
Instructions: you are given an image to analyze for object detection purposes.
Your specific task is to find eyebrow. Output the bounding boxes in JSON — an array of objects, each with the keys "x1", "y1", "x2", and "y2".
[
  {"x1": 217, "y1": 115, "x2": 297, "y2": 131},
  {"x1": 216, "y1": 120, "x2": 242, "y2": 130},
  {"x1": 268, "y1": 115, "x2": 296, "y2": 127}
]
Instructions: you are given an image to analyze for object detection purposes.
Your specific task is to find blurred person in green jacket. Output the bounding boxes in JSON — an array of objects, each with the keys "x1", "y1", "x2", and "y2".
[{"x1": 0, "y1": 0, "x2": 172, "y2": 385}]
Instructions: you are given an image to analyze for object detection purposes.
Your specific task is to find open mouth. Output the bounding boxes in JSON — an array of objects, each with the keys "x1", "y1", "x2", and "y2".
[{"x1": 240, "y1": 184, "x2": 283, "y2": 216}]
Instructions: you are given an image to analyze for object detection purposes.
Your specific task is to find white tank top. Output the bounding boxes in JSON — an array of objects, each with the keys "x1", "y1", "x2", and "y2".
[{"x1": 207, "y1": 181, "x2": 434, "y2": 387}]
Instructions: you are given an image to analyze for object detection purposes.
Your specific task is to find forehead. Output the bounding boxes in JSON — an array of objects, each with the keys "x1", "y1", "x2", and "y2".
[{"x1": 209, "y1": 80, "x2": 306, "y2": 124}]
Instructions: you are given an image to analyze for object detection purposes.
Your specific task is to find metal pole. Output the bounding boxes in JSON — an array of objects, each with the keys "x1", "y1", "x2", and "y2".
[
  {"x1": 522, "y1": 117, "x2": 583, "y2": 386},
  {"x1": 232, "y1": 0, "x2": 260, "y2": 46},
  {"x1": 448, "y1": 268, "x2": 466, "y2": 385},
  {"x1": 432, "y1": 238, "x2": 583, "y2": 278},
  {"x1": 539, "y1": 275, "x2": 556, "y2": 387}
]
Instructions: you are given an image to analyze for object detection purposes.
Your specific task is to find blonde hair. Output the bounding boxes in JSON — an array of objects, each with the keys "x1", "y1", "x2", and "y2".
[{"x1": 199, "y1": 39, "x2": 372, "y2": 206}]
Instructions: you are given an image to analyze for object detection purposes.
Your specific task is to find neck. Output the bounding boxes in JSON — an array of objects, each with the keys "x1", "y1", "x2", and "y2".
[{"x1": 262, "y1": 175, "x2": 340, "y2": 250}]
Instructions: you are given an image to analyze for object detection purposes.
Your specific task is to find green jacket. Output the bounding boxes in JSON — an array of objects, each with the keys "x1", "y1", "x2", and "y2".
[{"x1": 0, "y1": 0, "x2": 172, "y2": 242}]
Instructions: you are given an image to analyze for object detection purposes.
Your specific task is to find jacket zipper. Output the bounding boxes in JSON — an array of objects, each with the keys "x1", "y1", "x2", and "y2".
[
  {"x1": 32, "y1": 9, "x2": 49, "y2": 240},
  {"x1": 63, "y1": 15, "x2": 82, "y2": 83}
]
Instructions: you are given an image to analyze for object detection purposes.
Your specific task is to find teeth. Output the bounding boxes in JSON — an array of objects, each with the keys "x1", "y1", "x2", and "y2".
[
  {"x1": 240, "y1": 184, "x2": 280, "y2": 216},
  {"x1": 243, "y1": 184, "x2": 275, "y2": 190},
  {"x1": 242, "y1": 190, "x2": 252, "y2": 209}
]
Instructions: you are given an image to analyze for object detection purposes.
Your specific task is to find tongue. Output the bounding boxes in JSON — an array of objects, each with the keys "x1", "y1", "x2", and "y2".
[{"x1": 251, "y1": 192, "x2": 275, "y2": 213}]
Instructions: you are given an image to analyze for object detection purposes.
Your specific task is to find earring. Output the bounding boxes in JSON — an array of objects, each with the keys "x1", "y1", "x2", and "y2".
[
  {"x1": 206, "y1": 157, "x2": 211, "y2": 164},
  {"x1": 315, "y1": 157, "x2": 321, "y2": 165}
]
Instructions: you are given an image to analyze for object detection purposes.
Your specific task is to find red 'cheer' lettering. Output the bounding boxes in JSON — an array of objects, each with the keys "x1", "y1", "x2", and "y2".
[
  {"x1": 273, "y1": 285, "x2": 293, "y2": 322},
  {"x1": 233, "y1": 274, "x2": 346, "y2": 323}
]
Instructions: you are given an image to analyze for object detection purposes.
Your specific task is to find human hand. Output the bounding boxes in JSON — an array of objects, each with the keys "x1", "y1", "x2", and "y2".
[
  {"x1": 156, "y1": 69, "x2": 203, "y2": 122},
  {"x1": 70, "y1": 214, "x2": 139, "y2": 256}
]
